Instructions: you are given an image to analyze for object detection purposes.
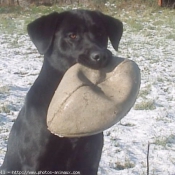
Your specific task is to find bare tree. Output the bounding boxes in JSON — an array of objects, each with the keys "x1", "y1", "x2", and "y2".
[
  {"x1": 0, "y1": 0, "x2": 107, "y2": 7},
  {"x1": 0, "y1": 0, "x2": 19, "y2": 5}
]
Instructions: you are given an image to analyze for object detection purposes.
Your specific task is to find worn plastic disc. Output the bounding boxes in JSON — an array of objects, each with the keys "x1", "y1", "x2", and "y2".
[{"x1": 47, "y1": 57, "x2": 141, "y2": 137}]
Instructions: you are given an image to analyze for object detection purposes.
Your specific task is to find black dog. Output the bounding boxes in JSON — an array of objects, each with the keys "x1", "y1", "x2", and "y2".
[{"x1": 1, "y1": 10, "x2": 123, "y2": 175}]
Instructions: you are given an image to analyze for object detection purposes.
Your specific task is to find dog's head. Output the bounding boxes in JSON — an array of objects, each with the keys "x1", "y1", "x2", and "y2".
[{"x1": 27, "y1": 10, "x2": 123, "y2": 71}]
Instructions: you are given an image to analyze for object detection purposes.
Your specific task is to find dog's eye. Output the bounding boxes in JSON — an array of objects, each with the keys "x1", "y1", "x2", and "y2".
[{"x1": 69, "y1": 33, "x2": 77, "y2": 39}]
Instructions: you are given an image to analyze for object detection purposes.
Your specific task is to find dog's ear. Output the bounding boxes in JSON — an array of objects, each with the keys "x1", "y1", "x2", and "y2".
[
  {"x1": 27, "y1": 12, "x2": 63, "y2": 55},
  {"x1": 102, "y1": 14, "x2": 123, "y2": 51}
]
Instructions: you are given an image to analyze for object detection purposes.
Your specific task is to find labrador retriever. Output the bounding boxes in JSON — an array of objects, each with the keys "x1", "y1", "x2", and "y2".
[{"x1": 0, "y1": 9, "x2": 123, "y2": 175}]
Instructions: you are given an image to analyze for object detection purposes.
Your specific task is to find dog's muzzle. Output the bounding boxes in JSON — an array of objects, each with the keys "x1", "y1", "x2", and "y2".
[{"x1": 78, "y1": 49, "x2": 112, "y2": 70}]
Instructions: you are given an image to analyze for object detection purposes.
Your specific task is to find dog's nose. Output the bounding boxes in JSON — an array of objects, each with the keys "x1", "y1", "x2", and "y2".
[{"x1": 90, "y1": 52, "x2": 103, "y2": 62}]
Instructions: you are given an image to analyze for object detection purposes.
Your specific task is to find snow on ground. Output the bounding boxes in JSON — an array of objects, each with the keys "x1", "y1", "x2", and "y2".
[{"x1": 0, "y1": 7, "x2": 175, "y2": 175}]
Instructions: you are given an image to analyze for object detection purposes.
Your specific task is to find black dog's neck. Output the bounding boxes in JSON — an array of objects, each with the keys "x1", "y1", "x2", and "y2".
[{"x1": 27, "y1": 58, "x2": 65, "y2": 109}]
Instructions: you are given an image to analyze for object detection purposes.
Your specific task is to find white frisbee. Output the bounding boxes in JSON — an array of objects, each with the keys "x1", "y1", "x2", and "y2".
[{"x1": 47, "y1": 57, "x2": 141, "y2": 137}]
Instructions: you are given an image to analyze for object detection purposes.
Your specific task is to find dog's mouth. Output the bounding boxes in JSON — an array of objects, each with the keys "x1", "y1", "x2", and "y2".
[{"x1": 78, "y1": 49, "x2": 112, "y2": 70}]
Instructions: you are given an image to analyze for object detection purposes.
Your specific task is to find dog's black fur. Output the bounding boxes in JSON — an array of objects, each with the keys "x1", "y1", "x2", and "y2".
[{"x1": 1, "y1": 10, "x2": 123, "y2": 175}]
